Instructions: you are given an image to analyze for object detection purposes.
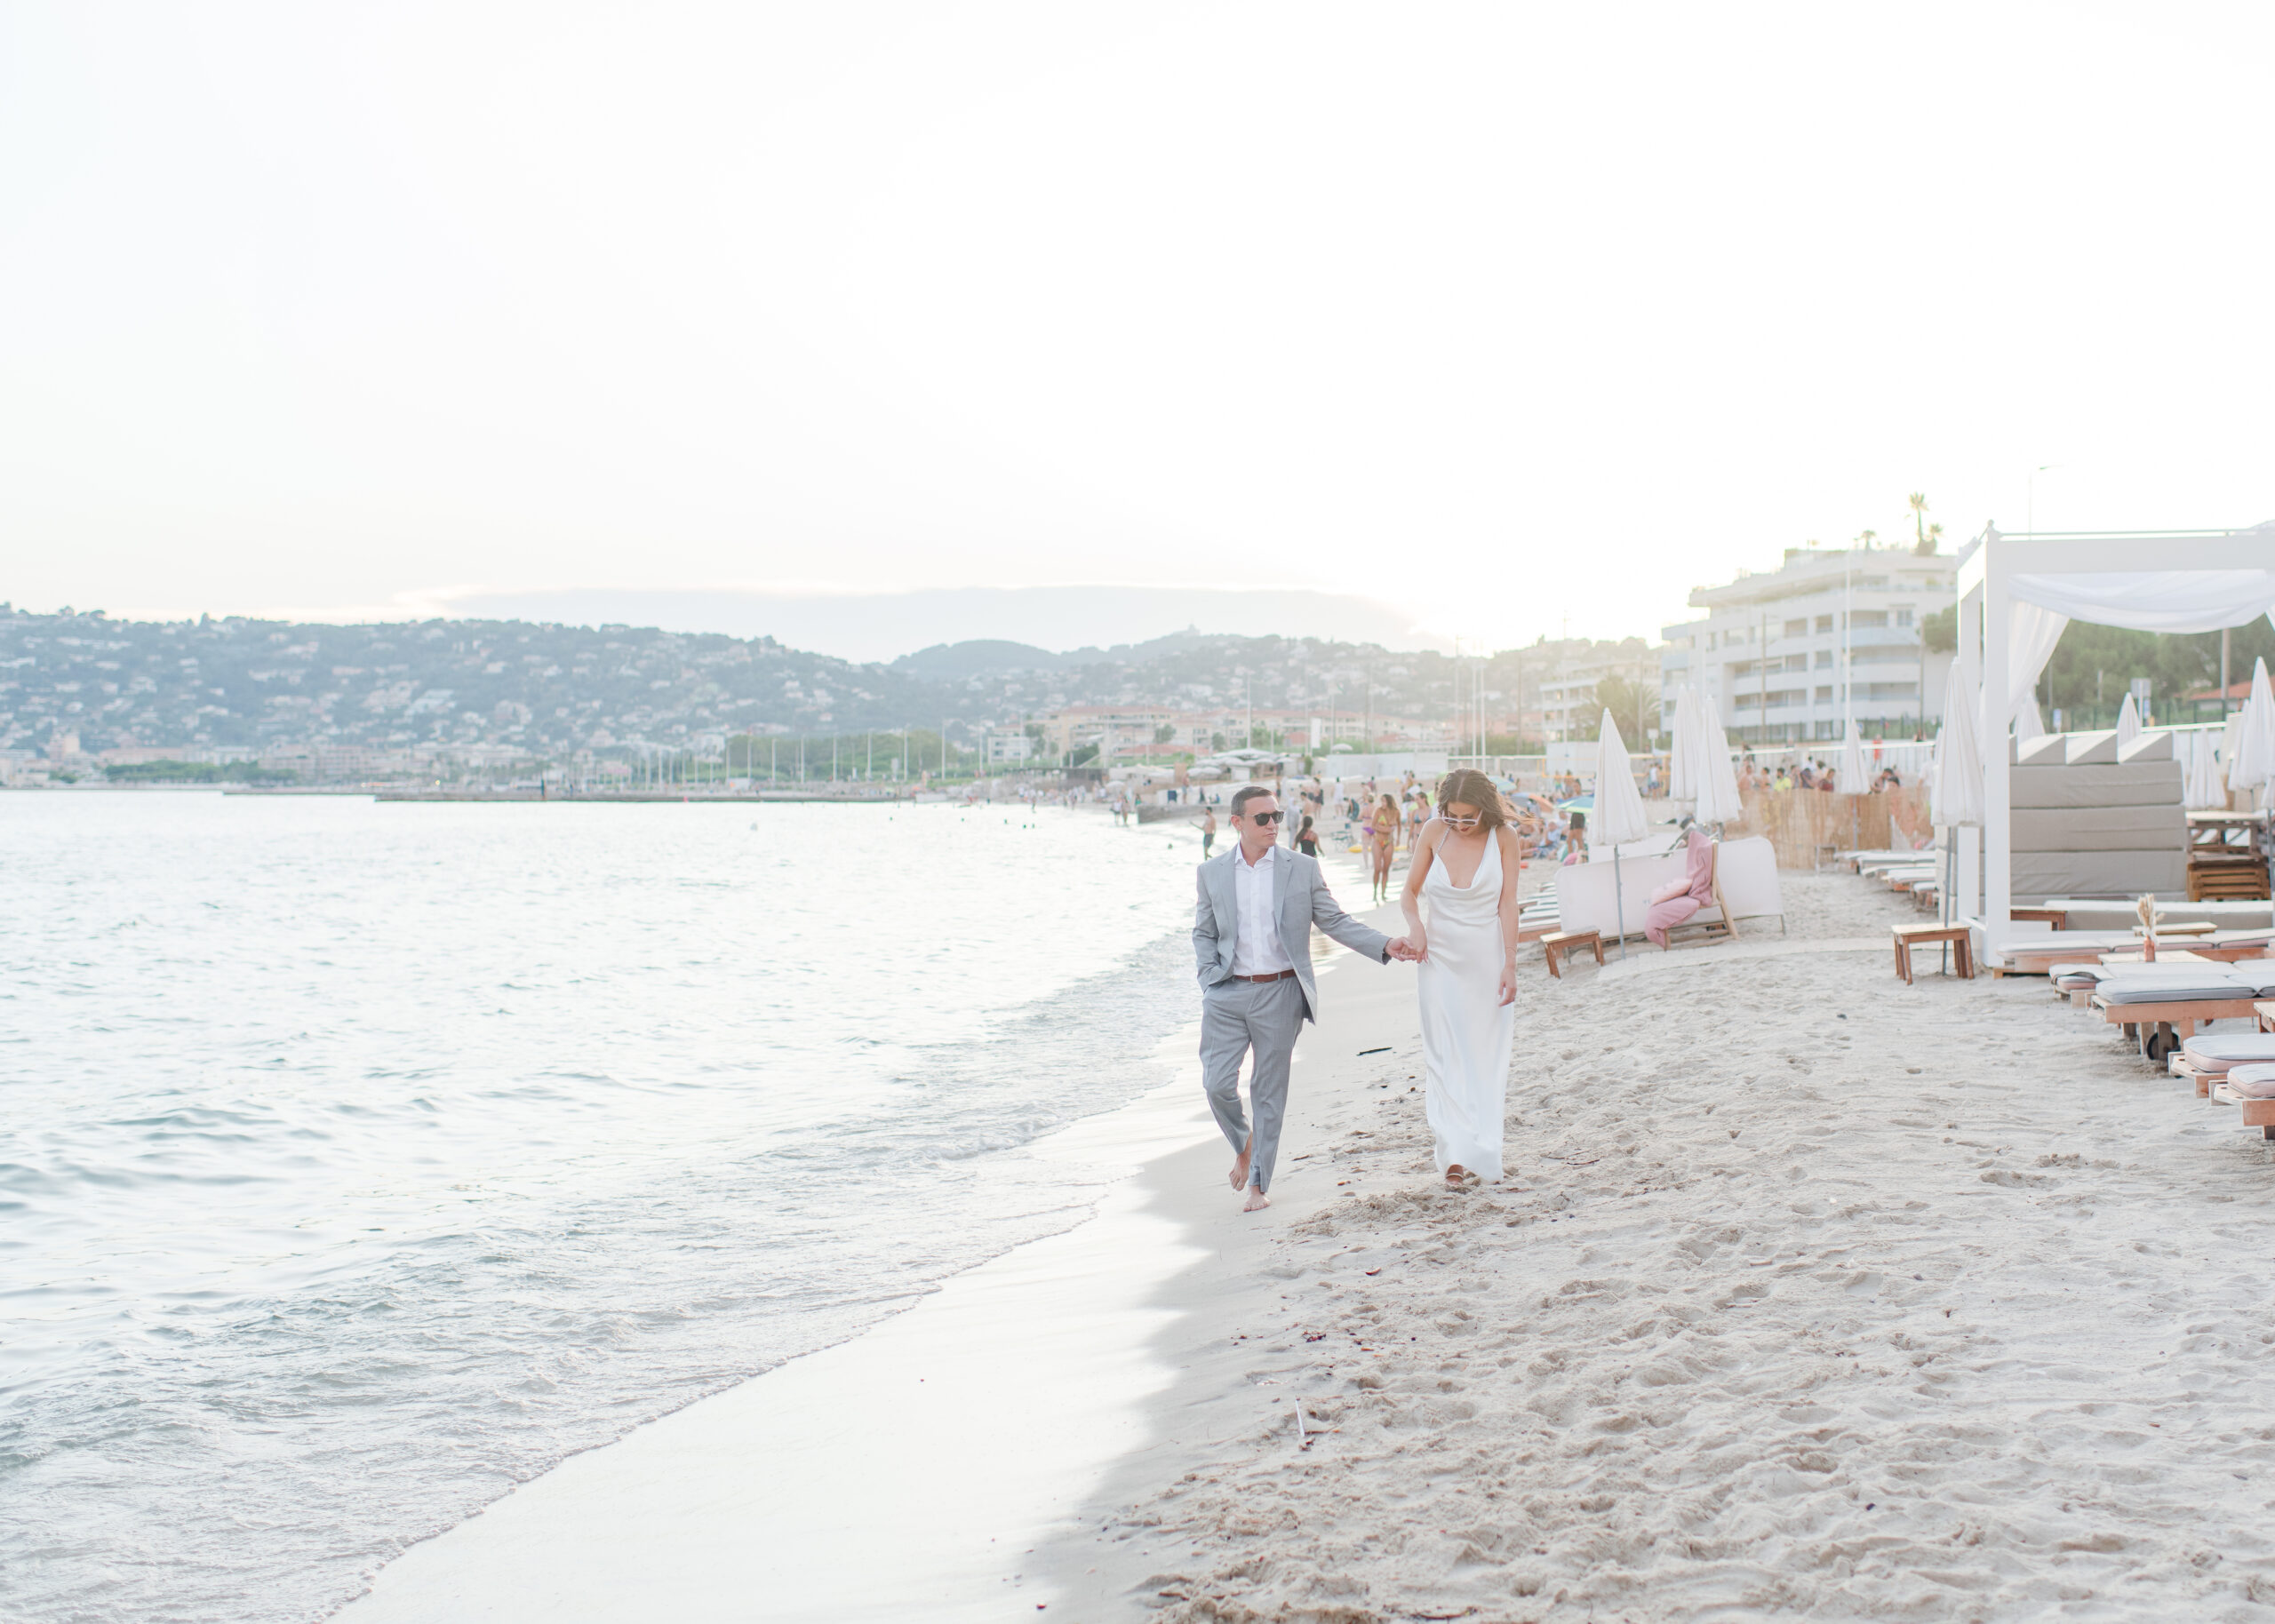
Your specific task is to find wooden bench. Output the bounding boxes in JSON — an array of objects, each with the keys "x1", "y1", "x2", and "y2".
[
  {"x1": 1542, "y1": 929, "x2": 1603, "y2": 978},
  {"x1": 1893, "y1": 922, "x2": 1973, "y2": 983}
]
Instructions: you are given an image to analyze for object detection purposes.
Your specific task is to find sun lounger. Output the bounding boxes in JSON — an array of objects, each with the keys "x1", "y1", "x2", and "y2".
[
  {"x1": 1992, "y1": 930, "x2": 2266, "y2": 975},
  {"x1": 2213, "y1": 1063, "x2": 2275, "y2": 1137},
  {"x1": 2049, "y1": 955, "x2": 2215, "y2": 1004},
  {"x1": 2045, "y1": 899, "x2": 2275, "y2": 933},
  {"x1": 2091, "y1": 968, "x2": 2267, "y2": 1063},
  {"x1": 2169, "y1": 1033, "x2": 2275, "y2": 1097}
]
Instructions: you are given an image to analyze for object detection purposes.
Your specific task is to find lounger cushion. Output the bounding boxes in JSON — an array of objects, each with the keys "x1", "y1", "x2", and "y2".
[
  {"x1": 2220, "y1": 960, "x2": 2275, "y2": 997},
  {"x1": 2095, "y1": 972, "x2": 2256, "y2": 1004},
  {"x1": 2181, "y1": 1036, "x2": 2275, "y2": 1072},
  {"x1": 2223, "y1": 1063, "x2": 2275, "y2": 1099},
  {"x1": 2055, "y1": 960, "x2": 2231, "y2": 986}
]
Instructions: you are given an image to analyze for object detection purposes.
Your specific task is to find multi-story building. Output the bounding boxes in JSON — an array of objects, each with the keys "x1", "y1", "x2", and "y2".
[
  {"x1": 1041, "y1": 705, "x2": 1444, "y2": 763},
  {"x1": 979, "y1": 729, "x2": 1036, "y2": 766},
  {"x1": 1660, "y1": 544, "x2": 1955, "y2": 744},
  {"x1": 1532, "y1": 639, "x2": 1660, "y2": 743}
]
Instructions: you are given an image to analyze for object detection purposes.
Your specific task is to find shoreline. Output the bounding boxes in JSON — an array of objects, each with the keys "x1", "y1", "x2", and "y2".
[{"x1": 333, "y1": 840, "x2": 1409, "y2": 1621}]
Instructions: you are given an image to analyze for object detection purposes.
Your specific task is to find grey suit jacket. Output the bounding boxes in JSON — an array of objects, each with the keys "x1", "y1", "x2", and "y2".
[{"x1": 1193, "y1": 846, "x2": 1392, "y2": 1022}]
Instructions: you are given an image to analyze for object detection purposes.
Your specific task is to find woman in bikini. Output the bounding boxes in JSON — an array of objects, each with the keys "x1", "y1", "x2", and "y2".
[{"x1": 1369, "y1": 793, "x2": 1400, "y2": 902}]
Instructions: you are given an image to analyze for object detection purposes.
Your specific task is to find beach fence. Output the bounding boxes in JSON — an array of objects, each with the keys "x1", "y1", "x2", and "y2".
[{"x1": 1731, "y1": 786, "x2": 1934, "y2": 868}]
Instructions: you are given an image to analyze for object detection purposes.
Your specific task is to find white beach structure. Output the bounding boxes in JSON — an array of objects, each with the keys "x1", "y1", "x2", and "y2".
[{"x1": 1952, "y1": 523, "x2": 2275, "y2": 929}]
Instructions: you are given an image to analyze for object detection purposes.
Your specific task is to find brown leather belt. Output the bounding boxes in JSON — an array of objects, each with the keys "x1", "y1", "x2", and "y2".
[{"x1": 1233, "y1": 969, "x2": 1297, "y2": 983}]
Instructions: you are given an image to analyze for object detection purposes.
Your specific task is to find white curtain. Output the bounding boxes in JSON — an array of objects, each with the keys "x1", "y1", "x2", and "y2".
[
  {"x1": 2011, "y1": 569, "x2": 2275, "y2": 634},
  {"x1": 1991, "y1": 599, "x2": 2071, "y2": 736},
  {"x1": 2016, "y1": 699, "x2": 2047, "y2": 744}
]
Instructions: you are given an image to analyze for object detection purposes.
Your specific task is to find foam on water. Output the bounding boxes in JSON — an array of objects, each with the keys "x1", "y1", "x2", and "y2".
[{"x1": 0, "y1": 793, "x2": 1202, "y2": 1622}]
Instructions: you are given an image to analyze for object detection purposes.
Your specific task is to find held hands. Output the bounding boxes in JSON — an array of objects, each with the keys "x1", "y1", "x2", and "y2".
[{"x1": 1386, "y1": 933, "x2": 1426, "y2": 963}]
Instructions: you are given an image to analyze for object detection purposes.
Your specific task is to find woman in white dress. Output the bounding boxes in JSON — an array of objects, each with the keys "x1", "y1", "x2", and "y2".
[{"x1": 1400, "y1": 768, "x2": 1522, "y2": 1185}]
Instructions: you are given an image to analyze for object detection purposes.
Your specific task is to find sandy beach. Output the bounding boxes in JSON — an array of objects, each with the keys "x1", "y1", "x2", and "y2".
[
  {"x1": 1046, "y1": 867, "x2": 2275, "y2": 1621},
  {"x1": 331, "y1": 848, "x2": 2275, "y2": 1622}
]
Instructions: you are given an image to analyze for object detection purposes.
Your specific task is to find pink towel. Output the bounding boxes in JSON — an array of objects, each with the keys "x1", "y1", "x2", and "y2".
[{"x1": 1646, "y1": 831, "x2": 1716, "y2": 947}]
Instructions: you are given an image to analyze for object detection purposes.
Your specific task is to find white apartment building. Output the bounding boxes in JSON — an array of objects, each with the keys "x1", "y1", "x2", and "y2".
[
  {"x1": 1660, "y1": 545, "x2": 1956, "y2": 744},
  {"x1": 979, "y1": 729, "x2": 1035, "y2": 765},
  {"x1": 1533, "y1": 641, "x2": 1659, "y2": 743}
]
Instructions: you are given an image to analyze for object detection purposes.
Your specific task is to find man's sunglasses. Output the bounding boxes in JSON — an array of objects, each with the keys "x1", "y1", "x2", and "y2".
[{"x1": 1241, "y1": 809, "x2": 1284, "y2": 824}]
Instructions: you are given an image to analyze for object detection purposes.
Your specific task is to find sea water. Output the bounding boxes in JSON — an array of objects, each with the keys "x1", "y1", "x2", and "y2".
[{"x1": 0, "y1": 793, "x2": 1205, "y2": 1623}]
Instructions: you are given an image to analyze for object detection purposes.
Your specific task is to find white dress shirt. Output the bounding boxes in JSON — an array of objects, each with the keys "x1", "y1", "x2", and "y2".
[{"x1": 1231, "y1": 843, "x2": 1294, "y2": 976}]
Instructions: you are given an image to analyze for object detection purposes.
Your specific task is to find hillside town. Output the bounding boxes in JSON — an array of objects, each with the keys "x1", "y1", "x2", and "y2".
[{"x1": 3, "y1": 538, "x2": 1994, "y2": 788}]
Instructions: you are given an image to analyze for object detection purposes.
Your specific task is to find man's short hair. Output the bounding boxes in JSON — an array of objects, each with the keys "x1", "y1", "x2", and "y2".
[{"x1": 1231, "y1": 784, "x2": 1274, "y2": 818}]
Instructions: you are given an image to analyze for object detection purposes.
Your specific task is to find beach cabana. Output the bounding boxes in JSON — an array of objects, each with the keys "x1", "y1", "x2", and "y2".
[{"x1": 1954, "y1": 523, "x2": 2275, "y2": 930}]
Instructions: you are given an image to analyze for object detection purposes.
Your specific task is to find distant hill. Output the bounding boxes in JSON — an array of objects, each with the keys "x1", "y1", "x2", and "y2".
[
  {"x1": 0, "y1": 604, "x2": 1624, "y2": 761},
  {"x1": 889, "y1": 628, "x2": 1209, "y2": 680},
  {"x1": 890, "y1": 640, "x2": 1067, "y2": 679}
]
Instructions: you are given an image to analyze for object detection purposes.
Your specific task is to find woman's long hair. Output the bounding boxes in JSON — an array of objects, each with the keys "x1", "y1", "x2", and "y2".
[{"x1": 1435, "y1": 768, "x2": 1508, "y2": 831}]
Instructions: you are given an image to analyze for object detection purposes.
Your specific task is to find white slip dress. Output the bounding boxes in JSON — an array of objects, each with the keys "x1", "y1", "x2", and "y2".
[{"x1": 1417, "y1": 830, "x2": 1516, "y2": 1180}]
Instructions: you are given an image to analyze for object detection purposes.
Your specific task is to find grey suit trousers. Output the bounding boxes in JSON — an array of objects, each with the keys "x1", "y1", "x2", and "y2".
[{"x1": 1199, "y1": 975, "x2": 1307, "y2": 1193}]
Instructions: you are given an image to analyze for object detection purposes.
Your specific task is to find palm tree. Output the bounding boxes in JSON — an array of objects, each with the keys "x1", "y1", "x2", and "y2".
[
  {"x1": 1907, "y1": 491, "x2": 1929, "y2": 550},
  {"x1": 1921, "y1": 521, "x2": 1944, "y2": 557},
  {"x1": 1856, "y1": 529, "x2": 1878, "y2": 550}
]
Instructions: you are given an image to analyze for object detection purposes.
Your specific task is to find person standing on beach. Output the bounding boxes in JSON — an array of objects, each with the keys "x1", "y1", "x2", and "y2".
[
  {"x1": 1201, "y1": 806, "x2": 1217, "y2": 858},
  {"x1": 1369, "y1": 793, "x2": 1400, "y2": 902},
  {"x1": 1401, "y1": 769, "x2": 1521, "y2": 1187},
  {"x1": 1193, "y1": 785, "x2": 1417, "y2": 1213}
]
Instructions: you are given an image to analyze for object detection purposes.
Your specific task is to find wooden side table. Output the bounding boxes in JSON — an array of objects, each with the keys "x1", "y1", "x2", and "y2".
[
  {"x1": 1893, "y1": 922, "x2": 1974, "y2": 983},
  {"x1": 1542, "y1": 929, "x2": 1604, "y2": 979}
]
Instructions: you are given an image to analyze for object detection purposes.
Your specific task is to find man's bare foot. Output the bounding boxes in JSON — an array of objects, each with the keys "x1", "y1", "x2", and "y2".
[
  {"x1": 1229, "y1": 1135, "x2": 1253, "y2": 1190},
  {"x1": 1242, "y1": 1186, "x2": 1271, "y2": 1213}
]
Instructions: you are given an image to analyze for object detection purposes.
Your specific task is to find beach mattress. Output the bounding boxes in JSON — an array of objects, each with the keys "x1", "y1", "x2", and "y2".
[
  {"x1": 2224, "y1": 1063, "x2": 2275, "y2": 1099},
  {"x1": 2013, "y1": 851, "x2": 2188, "y2": 903},
  {"x1": 2049, "y1": 901, "x2": 2275, "y2": 932},
  {"x1": 2011, "y1": 807, "x2": 2188, "y2": 850},
  {"x1": 2095, "y1": 971, "x2": 2255, "y2": 1004},
  {"x1": 2223, "y1": 961, "x2": 2275, "y2": 996},
  {"x1": 2042, "y1": 959, "x2": 2214, "y2": 984},
  {"x1": 2181, "y1": 1035, "x2": 2275, "y2": 1072},
  {"x1": 2010, "y1": 761, "x2": 2185, "y2": 808}
]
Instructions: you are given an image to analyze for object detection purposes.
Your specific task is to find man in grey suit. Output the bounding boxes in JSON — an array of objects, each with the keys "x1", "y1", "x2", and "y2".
[{"x1": 1193, "y1": 784, "x2": 1417, "y2": 1213}]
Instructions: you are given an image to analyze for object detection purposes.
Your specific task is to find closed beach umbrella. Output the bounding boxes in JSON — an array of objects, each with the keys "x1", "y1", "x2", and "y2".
[
  {"x1": 1667, "y1": 687, "x2": 1699, "y2": 805},
  {"x1": 1930, "y1": 677, "x2": 1985, "y2": 830},
  {"x1": 1930, "y1": 676, "x2": 1984, "y2": 936},
  {"x1": 1594, "y1": 710, "x2": 1650, "y2": 958},
  {"x1": 1839, "y1": 717, "x2": 1869, "y2": 791},
  {"x1": 1693, "y1": 689, "x2": 1745, "y2": 826},
  {"x1": 2115, "y1": 692, "x2": 2142, "y2": 750},
  {"x1": 2230, "y1": 657, "x2": 2275, "y2": 808},
  {"x1": 2185, "y1": 730, "x2": 2226, "y2": 811},
  {"x1": 1592, "y1": 711, "x2": 1650, "y2": 848}
]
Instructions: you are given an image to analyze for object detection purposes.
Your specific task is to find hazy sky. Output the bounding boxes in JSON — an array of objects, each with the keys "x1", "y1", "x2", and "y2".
[{"x1": 6, "y1": 3, "x2": 2274, "y2": 658}]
